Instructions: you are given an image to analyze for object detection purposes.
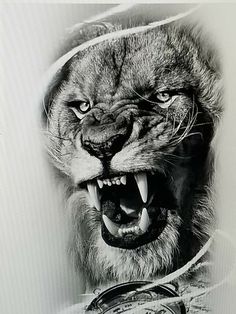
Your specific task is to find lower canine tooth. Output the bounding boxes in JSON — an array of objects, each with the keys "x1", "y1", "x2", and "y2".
[
  {"x1": 102, "y1": 215, "x2": 119, "y2": 237},
  {"x1": 139, "y1": 208, "x2": 151, "y2": 232},
  {"x1": 87, "y1": 183, "x2": 101, "y2": 211}
]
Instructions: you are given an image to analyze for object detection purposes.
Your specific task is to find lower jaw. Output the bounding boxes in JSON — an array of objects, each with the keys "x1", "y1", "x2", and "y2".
[{"x1": 101, "y1": 215, "x2": 168, "y2": 250}]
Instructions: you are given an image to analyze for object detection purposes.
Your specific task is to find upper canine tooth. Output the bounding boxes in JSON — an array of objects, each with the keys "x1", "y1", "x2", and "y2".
[
  {"x1": 120, "y1": 176, "x2": 126, "y2": 185},
  {"x1": 97, "y1": 179, "x2": 103, "y2": 189},
  {"x1": 87, "y1": 183, "x2": 101, "y2": 211},
  {"x1": 102, "y1": 215, "x2": 119, "y2": 237},
  {"x1": 139, "y1": 208, "x2": 151, "y2": 232},
  {"x1": 134, "y1": 173, "x2": 148, "y2": 203}
]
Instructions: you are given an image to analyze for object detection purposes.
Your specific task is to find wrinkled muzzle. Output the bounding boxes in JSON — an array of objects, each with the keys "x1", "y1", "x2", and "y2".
[{"x1": 81, "y1": 106, "x2": 133, "y2": 161}]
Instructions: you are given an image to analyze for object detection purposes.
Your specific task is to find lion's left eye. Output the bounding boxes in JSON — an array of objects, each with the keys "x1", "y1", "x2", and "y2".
[
  {"x1": 155, "y1": 92, "x2": 173, "y2": 109},
  {"x1": 78, "y1": 101, "x2": 91, "y2": 113}
]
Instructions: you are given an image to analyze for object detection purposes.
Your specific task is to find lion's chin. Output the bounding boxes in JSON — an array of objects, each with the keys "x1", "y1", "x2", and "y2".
[
  {"x1": 81, "y1": 171, "x2": 179, "y2": 250},
  {"x1": 84, "y1": 211, "x2": 182, "y2": 284},
  {"x1": 101, "y1": 207, "x2": 177, "y2": 249}
]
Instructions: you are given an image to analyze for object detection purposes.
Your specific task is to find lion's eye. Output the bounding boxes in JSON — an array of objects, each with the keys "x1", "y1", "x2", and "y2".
[
  {"x1": 78, "y1": 101, "x2": 91, "y2": 113},
  {"x1": 68, "y1": 100, "x2": 91, "y2": 119},
  {"x1": 155, "y1": 92, "x2": 173, "y2": 109}
]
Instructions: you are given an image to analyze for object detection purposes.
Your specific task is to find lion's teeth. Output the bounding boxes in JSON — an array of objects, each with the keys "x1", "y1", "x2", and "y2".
[
  {"x1": 87, "y1": 183, "x2": 101, "y2": 211},
  {"x1": 139, "y1": 208, "x2": 150, "y2": 232},
  {"x1": 118, "y1": 228, "x2": 123, "y2": 237},
  {"x1": 97, "y1": 179, "x2": 103, "y2": 189},
  {"x1": 134, "y1": 173, "x2": 148, "y2": 203},
  {"x1": 117, "y1": 225, "x2": 142, "y2": 236},
  {"x1": 121, "y1": 175, "x2": 126, "y2": 185},
  {"x1": 102, "y1": 215, "x2": 119, "y2": 236}
]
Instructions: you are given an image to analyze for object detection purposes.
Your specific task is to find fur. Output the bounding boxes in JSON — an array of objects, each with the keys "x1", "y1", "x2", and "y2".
[{"x1": 42, "y1": 15, "x2": 222, "y2": 291}]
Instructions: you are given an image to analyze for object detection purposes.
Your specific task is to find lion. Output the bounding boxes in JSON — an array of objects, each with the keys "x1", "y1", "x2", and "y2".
[{"x1": 42, "y1": 8, "x2": 222, "y2": 299}]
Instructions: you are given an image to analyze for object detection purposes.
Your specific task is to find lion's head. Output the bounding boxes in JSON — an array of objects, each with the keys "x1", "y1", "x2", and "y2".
[{"x1": 43, "y1": 17, "x2": 222, "y2": 286}]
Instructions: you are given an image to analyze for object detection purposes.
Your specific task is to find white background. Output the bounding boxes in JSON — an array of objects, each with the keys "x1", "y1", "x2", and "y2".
[{"x1": 1, "y1": 2, "x2": 236, "y2": 314}]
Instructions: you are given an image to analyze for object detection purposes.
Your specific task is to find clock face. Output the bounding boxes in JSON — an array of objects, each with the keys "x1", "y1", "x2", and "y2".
[
  {"x1": 101, "y1": 301, "x2": 178, "y2": 314},
  {"x1": 85, "y1": 282, "x2": 186, "y2": 314}
]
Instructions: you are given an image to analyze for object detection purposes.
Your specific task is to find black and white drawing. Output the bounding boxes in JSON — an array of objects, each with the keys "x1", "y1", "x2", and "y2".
[{"x1": 42, "y1": 4, "x2": 224, "y2": 313}]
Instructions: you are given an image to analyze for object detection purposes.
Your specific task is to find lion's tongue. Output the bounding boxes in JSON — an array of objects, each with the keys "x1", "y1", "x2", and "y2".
[
  {"x1": 119, "y1": 197, "x2": 142, "y2": 216},
  {"x1": 101, "y1": 186, "x2": 143, "y2": 220}
]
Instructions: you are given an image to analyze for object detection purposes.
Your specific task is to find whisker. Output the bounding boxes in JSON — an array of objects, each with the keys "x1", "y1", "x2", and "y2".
[
  {"x1": 171, "y1": 101, "x2": 184, "y2": 135},
  {"x1": 60, "y1": 152, "x2": 72, "y2": 157},
  {"x1": 178, "y1": 121, "x2": 213, "y2": 129},
  {"x1": 43, "y1": 130, "x2": 72, "y2": 142},
  {"x1": 183, "y1": 132, "x2": 203, "y2": 140},
  {"x1": 159, "y1": 152, "x2": 192, "y2": 160},
  {"x1": 163, "y1": 158, "x2": 177, "y2": 168},
  {"x1": 46, "y1": 148, "x2": 64, "y2": 165},
  {"x1": 130, "y1": 87, "x2": 158, "y2": 105},
  {"x1": 169, "y1": 100, "x2": 198, "y2": 146}
]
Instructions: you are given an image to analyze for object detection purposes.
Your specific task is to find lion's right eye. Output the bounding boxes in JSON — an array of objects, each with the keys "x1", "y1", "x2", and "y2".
[{"x1": 68, "y1": 100, "x2": 91, "y2": 119}]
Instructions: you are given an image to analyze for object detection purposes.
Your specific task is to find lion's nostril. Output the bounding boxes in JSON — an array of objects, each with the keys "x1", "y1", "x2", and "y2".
[{"x1": 82, "y1": 133, "x2": 126, "y2": 160}]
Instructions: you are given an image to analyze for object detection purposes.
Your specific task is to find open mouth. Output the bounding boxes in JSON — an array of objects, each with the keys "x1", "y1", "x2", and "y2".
[{"x1": 83, "y1": 172, "x2": 177, "y2": 249}]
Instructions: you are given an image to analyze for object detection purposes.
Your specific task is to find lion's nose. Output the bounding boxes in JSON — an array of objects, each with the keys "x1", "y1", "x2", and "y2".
[
  {"x1": 81, "y1": 110, "x2": 132, "y2": 161},
  {"x1": 82, "y1": 133, "x2": 127, "y2": 160}
]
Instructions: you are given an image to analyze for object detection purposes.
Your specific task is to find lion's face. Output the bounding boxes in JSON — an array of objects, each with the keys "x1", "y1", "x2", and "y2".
[{"x1": 44, "y1": 24, "x2": 221, "y2": 285}]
